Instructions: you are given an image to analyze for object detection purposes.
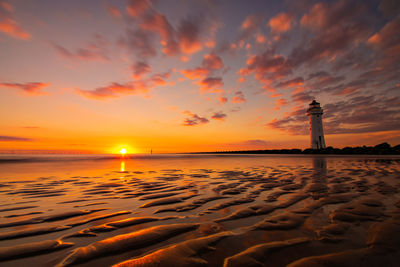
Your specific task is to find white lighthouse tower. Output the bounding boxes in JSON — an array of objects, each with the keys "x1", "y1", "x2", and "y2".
[{"x1": 307, "y1": 100, "x2": 326, "y2": 149}]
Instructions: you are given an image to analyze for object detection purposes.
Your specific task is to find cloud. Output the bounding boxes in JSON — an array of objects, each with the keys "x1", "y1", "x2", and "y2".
[
  {"x1": 105, "y1": 2, "x2": 121, "y2": 18},
  {"x1": 181, "y1": 67, "x2": 208, "y2": 80},
  {"x1": 323, "y1": 79, "x2": 367, "y2": 96},
  {"x1": 182, "y1": 111, "x2": 209, "y2": 126},
  {"x1": 198, "y1": 77, "x2": 223, "y2": 93},
  {"x1": 181, "y1": 53, "x2": 224, "y2": 81},
  {"x1": 0, "y1": 135, "x2": 34, "y2": 141},
  {"x1": 274, "y1": 98, "x2": 288, "y2": 110},
  {"x1": 219, "y1": 96, "x2": 228, "y2": 104},
  {"x1": 140, "y1": 11, "x2": 179, "y2": 55},
  {"x1": 120, "y1": 28, "x2": 157, "y2": 59},
  {"x1": 232, "y1": 91, "x2": 246, "y2": 103},
  {"x1": 177, "y1": 17, "x2": 203, "y2": 54},
  {"x1": 239, "y1": 49, "x2": 292, "y2": 87},
  {"x1": 275, "y1": 77, "x2": 304, "y2": 88},
  {"x1": 76, "y1": 82, "x2": 147, "y2": 99},
  {"x1": 367, "y1": 16, "x2": 400, "y2": 66},
  {"x1": 132, "y1": 61, "x2": 151, "y2": 79},
  {"x1": 211, "y1": 111, "x2": 227, "y2": 121},
  {"x1": 291, "y1": 0, "x2": 374, "y2": 67},
  {"x1": 52, "y1": 34, "x2": 109, "y2": 62},
  {"x1": 267, "y1": 95, "x2": 400, "y2": 135},
  {"x1": 126, "y1": 0, "x2": 151, "y2": 17},
  {"x1": 77, "y1": 70, "x2": 171, "y2": 100},
  {"x1": 307, "y1": 71, "x2": 345, "y2": 89},
  {"x1": 0, "y1": 1, "x2": 31, "y2": 40},
  {"x1": 237, "y1": 14, "x2": 262, "y2": 42},
  {"x1": 0, "y1": 82, "x2": 50, "y2": 95},
  {"x1": 148, "y1": 71, "x2": 170, "y2": 86},
  {"x1": 202, "y1": 53, "x2": 223, "y2": 70},
  {"x1": 269, "y1": 12, "x2": 294, "y2": 33}
]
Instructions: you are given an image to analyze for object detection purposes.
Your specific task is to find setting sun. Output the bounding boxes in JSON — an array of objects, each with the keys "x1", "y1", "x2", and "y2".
[{"x1": 120, "y1": 148, "x2": 127, "y2": 155}]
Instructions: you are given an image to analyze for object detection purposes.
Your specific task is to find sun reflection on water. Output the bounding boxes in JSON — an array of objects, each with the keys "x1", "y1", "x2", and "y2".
[{"x1": 120, "y1": 161, "x2": 125, "y2": 172}]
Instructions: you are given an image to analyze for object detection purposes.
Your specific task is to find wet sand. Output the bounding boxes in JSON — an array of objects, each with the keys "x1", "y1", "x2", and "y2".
[{"x1": 0, "y1": 155, "x2": 399, "y2": 266}]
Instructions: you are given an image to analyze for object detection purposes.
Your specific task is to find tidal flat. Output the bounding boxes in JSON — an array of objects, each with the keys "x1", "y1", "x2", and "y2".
[{"x1": 0, "y1": 154, "x2": 399, "y2": 266}]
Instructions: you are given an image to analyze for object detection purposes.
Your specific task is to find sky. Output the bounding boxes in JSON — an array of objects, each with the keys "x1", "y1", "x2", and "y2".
[{"x1": 0, "y1": 0, "x2": 399, "y2": 154}]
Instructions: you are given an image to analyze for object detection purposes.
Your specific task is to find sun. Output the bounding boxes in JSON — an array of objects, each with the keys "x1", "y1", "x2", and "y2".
[{"x1": 120, "y1": 148, "x2": 127, "y2": 155}]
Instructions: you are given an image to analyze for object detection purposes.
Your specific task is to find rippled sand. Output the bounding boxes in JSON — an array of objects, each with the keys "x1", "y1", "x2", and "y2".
[{"x1": 0, "y1": 155, "x2": 399, "y2": 266}]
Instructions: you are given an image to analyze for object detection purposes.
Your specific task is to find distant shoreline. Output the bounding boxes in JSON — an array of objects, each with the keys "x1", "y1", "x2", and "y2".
[{"x1": 193, "y1": 142, "x2": 400, "y2": 155}]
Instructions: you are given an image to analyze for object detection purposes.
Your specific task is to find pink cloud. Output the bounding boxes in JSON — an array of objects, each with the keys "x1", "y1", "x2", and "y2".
[
  {"x1": 269, "y1": 12, "x2": 294, "y2": 33},
  {"x1": 232, "y1": 91, "x2": 246, "y2": 103},
  {"x1": 0, "y1": 82, "x2": 50, "y2": 95},
  {"x1": 0, "y1": 1, "x2": 31, "y2": 40}
]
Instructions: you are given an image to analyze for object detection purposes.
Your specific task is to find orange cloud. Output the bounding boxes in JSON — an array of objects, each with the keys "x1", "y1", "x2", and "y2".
[
  {"x1": 255, "y1": 33, "x2": 267, "y2": 44},
  {"x1": 182, "y1": 111, "x2": 209, "y2": 126},
  {"x1": 0, "y1": 135, "x2": 34, "y2": 141},
  {"x1": 202, "y1": 53, "x2": 223, "y2": 70},
  {"x1": 76, "y1": 82, "x2": 148, "y2": 99},
  {"x1": 178, "y1": 18, "x2": 203, "y2": 54},
  {"x1": 77, "y1": 69, "x2": 171, "y2": 100},
  {"x1": 198, "y1": 77, "x2": 223, "y2": 93},
  {"x1": 274, "y1": 98, "x2": 288, "y2": 110},
  {"x1": 105, "y1": 3, "x2": 121, "y2": 18},
  {"x1": 275, "y1": 77, "x2": 304, "y2": 88},
  {"x1": 269, "y1": 12, "x2": 293, "y2": 33},
  {"x1": 0, "y1": 82, "x2": 50, "y2": 95},
  {"x1": 219, "y1": 96, "x2": 228, "y2": 104},
  {"x1": 140, "y1": 12, "x2": 179, "y2": 56},
  {"x1": 127, "y1": 0, "x2": 151, "y2": 17},
  {"x1": 232, "y1": 91, "x2": 246, "y2": 103},
  {"x1": 181, "y1": 67, "x2": 208, "y2": 80},
  {"x1": 300, "y1": 3, "x2": 325, "y2": 29},
  {"x1": 241, "y1": 15, "x2": 259, "y2": 30},
  {"x1": 0, "y1": 1, "x2": 31, "y2": 40},
  {"x1": 132, "y1": 61, "x2": 151, "y2": 79},
  {"x1": 367, "y1": 16, "x2": 400, "y2": 55},
  {"x1": 52, "y1": 35, "x2": 109, "y2": 62},
  {"x1": 211, "y1": 111, "x2": 227, "y2": 121}
]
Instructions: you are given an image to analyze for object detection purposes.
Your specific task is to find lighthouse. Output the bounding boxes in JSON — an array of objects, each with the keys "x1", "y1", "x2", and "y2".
[{"x1": 307, "y1": 100, "x2": 326, "y2": 149}]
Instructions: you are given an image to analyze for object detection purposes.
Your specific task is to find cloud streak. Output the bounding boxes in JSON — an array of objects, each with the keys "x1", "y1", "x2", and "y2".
[{"x1": 0, "y1": 82, "x2": 50, "y2": 95}]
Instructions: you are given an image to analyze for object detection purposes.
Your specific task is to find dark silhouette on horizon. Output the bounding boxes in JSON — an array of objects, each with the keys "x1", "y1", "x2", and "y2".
[{"x1": 196, "y1": 142, "x2": 400, "y2": 155}]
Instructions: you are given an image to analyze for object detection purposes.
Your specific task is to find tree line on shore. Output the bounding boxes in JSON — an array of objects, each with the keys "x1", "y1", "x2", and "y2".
[{"x1": 202, "y1": 142, "x2": 400, "y2": 155}]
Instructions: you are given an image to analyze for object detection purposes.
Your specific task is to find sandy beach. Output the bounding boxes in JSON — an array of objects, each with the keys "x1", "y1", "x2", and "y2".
[{"x1": 0, "y1": 154, "x2": 399, "y2": 266}]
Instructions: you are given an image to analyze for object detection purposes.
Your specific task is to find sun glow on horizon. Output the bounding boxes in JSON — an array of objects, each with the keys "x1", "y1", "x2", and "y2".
[{"x1": 120, "y1": 148, "x2": 127, "y2": 155}]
